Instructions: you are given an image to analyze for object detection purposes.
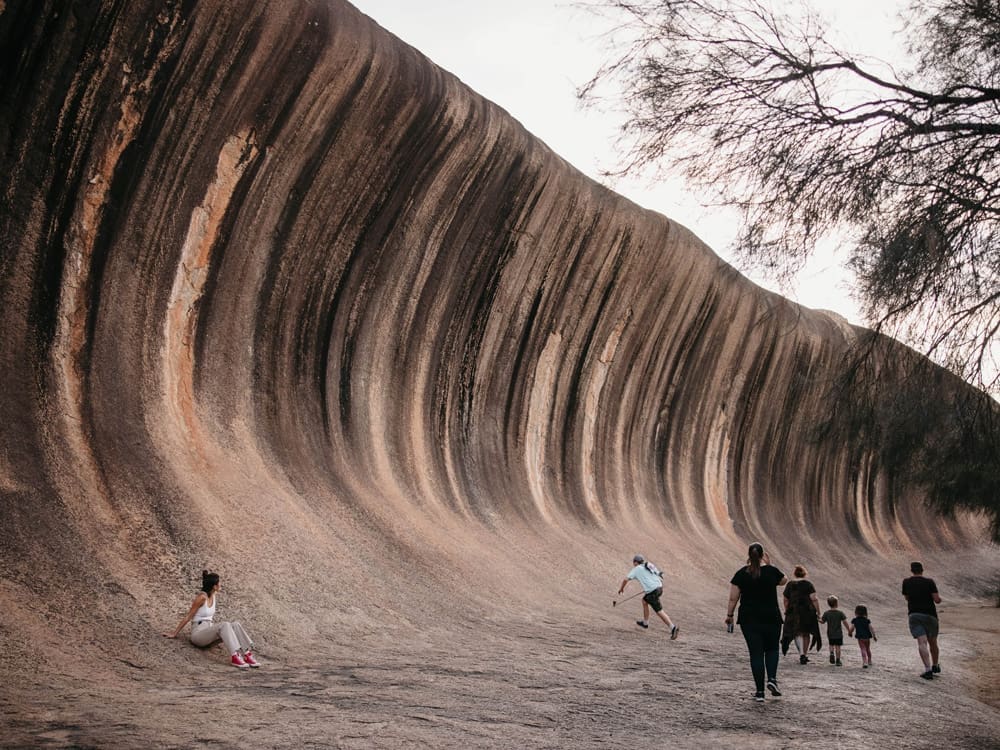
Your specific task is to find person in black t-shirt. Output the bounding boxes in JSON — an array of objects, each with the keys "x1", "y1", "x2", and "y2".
[
  {"x1": 902, "y1": 561, "x2": 942, "y2": 679},
  {"x1": 726, "y1": 543, "x2": 788, "y2": 702}
]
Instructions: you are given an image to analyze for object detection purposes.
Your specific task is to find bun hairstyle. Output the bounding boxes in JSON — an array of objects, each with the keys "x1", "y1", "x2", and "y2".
[
  {"x1": 747, "y1": 543, "x2": 765, "y2": 579},
  {"x1": 201, "y1": 570, "x2": 220, "y2": 594}
]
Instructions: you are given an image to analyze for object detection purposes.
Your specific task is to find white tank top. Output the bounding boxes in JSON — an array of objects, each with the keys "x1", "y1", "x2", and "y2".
[{"x1": 193, "y1": 594, "x2": 216, "y2": 623}]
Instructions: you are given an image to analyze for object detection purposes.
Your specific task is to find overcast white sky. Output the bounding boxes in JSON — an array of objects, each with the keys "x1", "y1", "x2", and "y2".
[{"x1": 350, "y1": 0, "x2": 907, "y2": 324}]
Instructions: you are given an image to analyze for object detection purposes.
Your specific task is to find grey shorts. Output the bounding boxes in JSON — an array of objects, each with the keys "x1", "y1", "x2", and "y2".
[{"x1": 908, "y1": 612, "x2": 939, "y2": 639}]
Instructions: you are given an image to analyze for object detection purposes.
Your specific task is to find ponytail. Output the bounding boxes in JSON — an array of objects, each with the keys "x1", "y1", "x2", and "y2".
[{"x1": 747, "y1": 543, "x2": 764, "y2": 579}]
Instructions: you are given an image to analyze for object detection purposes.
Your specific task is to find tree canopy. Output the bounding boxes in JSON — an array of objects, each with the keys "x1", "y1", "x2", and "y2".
[{"x1": 580, "y1": 0, "x2": 1000, "y2": 393}]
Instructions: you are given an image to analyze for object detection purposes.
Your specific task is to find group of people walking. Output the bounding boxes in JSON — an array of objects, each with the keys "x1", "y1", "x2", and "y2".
[
  {"x1": 776, "y1": 564, "x2": 878, "y2": 668},
  {"x1": 617, "y1": 545, "x2": 943, "y2": 703},
  {"x1": 722, "y1": 545, "x2": 943, "y2": 700}
]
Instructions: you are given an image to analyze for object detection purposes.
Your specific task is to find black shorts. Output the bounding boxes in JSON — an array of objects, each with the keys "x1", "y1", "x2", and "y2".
[
  {"x1": 828, "y1": 637, "x2": 844, "y2": 646},
  {"x1": 642, "y1": 587, "x2": 664, "y2": 612}
]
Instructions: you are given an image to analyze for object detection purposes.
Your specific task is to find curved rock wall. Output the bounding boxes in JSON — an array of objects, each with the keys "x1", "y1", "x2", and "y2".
[{"x1": 0, "y1": 0, "x2": 984, "y2": 644}]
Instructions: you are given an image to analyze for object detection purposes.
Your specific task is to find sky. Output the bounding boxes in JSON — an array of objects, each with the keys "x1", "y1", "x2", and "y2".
[{"x1": 349, "y1": 0, "x2": 906, "y2": 324}]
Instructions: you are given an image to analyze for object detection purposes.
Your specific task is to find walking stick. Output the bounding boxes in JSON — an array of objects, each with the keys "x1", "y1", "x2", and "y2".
[{"x1": 612, "y1": 590, "x2": 645, "y2": 607}]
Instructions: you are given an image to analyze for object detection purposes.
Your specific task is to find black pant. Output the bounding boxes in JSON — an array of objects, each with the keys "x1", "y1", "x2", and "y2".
[{"x1": 740, "y1": 622, "x2": 781, "y2": 692}]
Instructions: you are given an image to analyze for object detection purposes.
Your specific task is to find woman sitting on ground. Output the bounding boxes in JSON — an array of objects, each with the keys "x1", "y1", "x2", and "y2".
[{"x1": 163, "y1": 570, "x2": 260, "y2": 669}]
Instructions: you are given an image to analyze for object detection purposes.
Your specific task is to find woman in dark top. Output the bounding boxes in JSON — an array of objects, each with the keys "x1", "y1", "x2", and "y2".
[
  {"x1": 726, "y1": 543, "x2": 788, "y2": 702},
  {"x1": 782, "y1": 565, "x2": 823, "y2": 663}
]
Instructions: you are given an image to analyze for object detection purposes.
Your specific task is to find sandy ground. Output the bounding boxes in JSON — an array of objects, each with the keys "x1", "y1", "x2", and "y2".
[{"x1": 2, "y1": 601, "x2": 998, "y2": 749}]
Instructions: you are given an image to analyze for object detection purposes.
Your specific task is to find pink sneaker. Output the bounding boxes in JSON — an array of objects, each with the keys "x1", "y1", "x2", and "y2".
[
  {"x1": 231, "y1": 652, "x2": 249, "y2": 669},
  {"x1": 243, "y1": 650, "x2": 260, "y2": 668}
]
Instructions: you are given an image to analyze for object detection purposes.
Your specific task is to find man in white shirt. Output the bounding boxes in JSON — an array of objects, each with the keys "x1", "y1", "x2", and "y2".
[{"x1": 618, "y1": 554, "x2": 680, "y2": 638}]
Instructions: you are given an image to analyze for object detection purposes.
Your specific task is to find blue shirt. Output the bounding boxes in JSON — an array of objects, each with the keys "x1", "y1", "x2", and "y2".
[{"x1": 627, "y1": 564, "x2": 663, "y2": 592}]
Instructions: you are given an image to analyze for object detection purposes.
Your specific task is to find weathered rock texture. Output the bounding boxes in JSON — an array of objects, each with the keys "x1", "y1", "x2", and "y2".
[{"x1": 0, "y1": 1, "x2": 994, "y2": 745}]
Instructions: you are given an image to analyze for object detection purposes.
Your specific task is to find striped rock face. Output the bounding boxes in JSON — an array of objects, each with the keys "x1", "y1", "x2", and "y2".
[{"x1": 0, "y1": 0, "x2": 987, "y2": 668}]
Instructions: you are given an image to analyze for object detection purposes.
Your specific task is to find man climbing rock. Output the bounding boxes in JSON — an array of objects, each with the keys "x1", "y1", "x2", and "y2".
[{"x1": 618, "y1": 554, "x2": 680, "y2": 639}]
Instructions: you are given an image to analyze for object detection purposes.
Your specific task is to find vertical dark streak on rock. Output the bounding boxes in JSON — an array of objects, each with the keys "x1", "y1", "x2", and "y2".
[
  {"x1": 251, "y1": 25, "x2": 366, "y2": 438},
  {"x1": 557, "y1": 214, "x2": 606, "y2": 491},
  {"x1": 651, "y1": 285, "x2": 721, "y2": 521},
  {"x1": 325, "y1": 72, "x2": 470, "y2": 445},
  {"x1": 505, "y1": 286, "x2": 546, "y2": 459},
  {"x1": 457, "y1": 157, "x2": 530, "y2": 443},
  {"x1": 188, "y1": 13, "x2": 269, "y2": 398},
  {"x1": 563, "y1": 235, "x2": 627, "y2": 520},
  {"x1": 410, "y1": 130, "x2": 530, "y2": 515},
  {"x1": 14, "y1": 3, "x2": 115, "y2": 351},
  {"x1": 728, "y1": 333, "x2": 780, "y2": 534}
]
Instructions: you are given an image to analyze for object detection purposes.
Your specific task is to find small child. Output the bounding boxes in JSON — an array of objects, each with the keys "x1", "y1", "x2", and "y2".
[
  {"x1": 847, "y1": 604, "x2": 878, "y2": 668},
  {"x1": 820, "y1": 595, "x2": 848, "y2": 666}
]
